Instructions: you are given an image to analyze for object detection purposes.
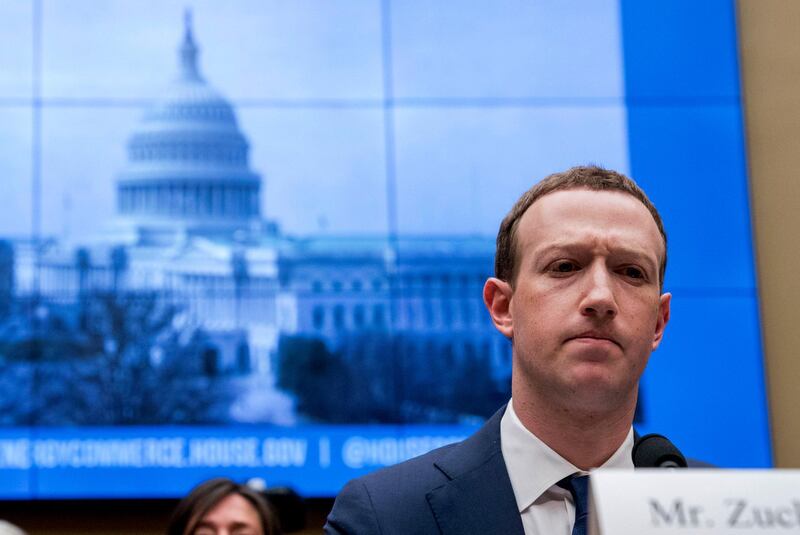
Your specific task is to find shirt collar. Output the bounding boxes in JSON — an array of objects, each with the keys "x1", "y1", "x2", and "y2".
[{"x1": 500, "y1": 400, "x2": 634, "y2": 513}]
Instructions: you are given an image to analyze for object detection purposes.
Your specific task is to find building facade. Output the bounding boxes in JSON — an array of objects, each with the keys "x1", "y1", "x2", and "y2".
[{"x1": 11, "y1": 16, "x2": 510, "y2": 422}]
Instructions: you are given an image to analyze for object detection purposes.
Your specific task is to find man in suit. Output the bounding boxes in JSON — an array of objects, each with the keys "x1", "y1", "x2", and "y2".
[{"x1": 325, "y1": 166, "x2": 673, "y2": 535}]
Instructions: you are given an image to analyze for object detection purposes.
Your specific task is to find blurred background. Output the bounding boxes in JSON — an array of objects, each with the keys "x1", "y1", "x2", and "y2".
[{"x1": 0, "y1": 0, "x2": 797, "y2": 532}]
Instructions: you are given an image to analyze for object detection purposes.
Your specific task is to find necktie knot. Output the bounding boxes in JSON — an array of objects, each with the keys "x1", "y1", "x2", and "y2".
[{"x1": 557, "y1": 474, "x2": 589, "y2": 535}]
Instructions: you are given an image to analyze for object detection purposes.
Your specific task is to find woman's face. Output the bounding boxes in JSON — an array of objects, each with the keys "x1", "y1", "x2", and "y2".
[{"x1": 192, "y1": 494, "x2": 263, "y2": 535}]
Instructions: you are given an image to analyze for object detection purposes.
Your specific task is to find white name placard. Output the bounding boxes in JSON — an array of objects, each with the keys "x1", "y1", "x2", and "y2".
[{"x1": 589, "y1": 469, "x2": 800, "y2": 534}]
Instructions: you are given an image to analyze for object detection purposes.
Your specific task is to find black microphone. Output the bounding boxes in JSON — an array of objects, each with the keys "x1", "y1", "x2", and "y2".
[{"x1": 632, "y1": 433, "x2": 687, "y2": 468}]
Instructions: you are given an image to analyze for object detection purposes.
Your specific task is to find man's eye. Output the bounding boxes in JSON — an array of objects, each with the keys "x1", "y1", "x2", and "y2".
[
  {"x1": 550, "y1": 261, "x2": 579, "y2": 273},
  {"x1": 622, "y1": 266, "x2": 644, "y2": 279}
]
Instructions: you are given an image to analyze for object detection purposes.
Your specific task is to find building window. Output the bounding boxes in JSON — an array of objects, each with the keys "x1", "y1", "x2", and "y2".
[
  {"x1": 461, "y1": 300, "x2": 474, "y2": 325},
  {"x1": 424, "y1": 300, "x2": 435, "y2": 326},
  {"x1": 440, "y1": 273, "x2": 450, "y2": 289},
  {"x1": 372, "y1": 278, "x2": 382, "y2": 292},
  {"x1": 353, "y1": 305, "x2": 365, "y2": 328},
  {"x1": 203, "y1": 347, "x2": 220, "y2": 377},
  {"x1": 372, "y1": 304, "x2": 385, "y2": 327},
  {"x1": 351, "y1": 279, "x2": 363, "y2": 292},
  {"x1": 203, "y1": 186, "x2": 212, "y2": 216},
  {"x1": 405, "y1": 340, "x2": 418, "y2": 360},
  {"x1": 405, "y1": 301, "x2": 415, "y2": 328},
  {"x1": 312, "y1": 305, "x2": 325, "y2": 330},
  {"x1": 311, "y1": 280, "x2": 323, "y2": 293},
  {"x1": 463, "y1": 341, "x2": 476, "y2": 360},
  {"x1": 442, "y1": 299, "x2": 452, "y2": 327},
  {"x1": 331, "y1": 280, "x2": 343, "y2": 292},
  {"x1": 443, "y1": 343, "x2": 455, "y2": 366},
  {"x1": 425, "y1": 340, "x2": 436, "y2": 358},
  {"x1": 402, "y1": 274, "x2": 413, "y2": 289},
  {"x1": 333, "y1": 305, "x2": 345, "y2": 330}
]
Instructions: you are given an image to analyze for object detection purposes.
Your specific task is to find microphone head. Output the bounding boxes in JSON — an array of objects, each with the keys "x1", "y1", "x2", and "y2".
[{"x1": 632, "y1": 433, "x2": 688, "y2": 468}]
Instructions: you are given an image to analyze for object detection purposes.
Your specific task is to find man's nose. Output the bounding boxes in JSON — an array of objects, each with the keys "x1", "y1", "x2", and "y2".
[{"x1": 579, "y1": 264, "x2": 618, "y2": 319}]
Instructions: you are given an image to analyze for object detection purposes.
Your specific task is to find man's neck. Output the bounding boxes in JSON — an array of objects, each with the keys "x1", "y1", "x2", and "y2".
[{"x1": 511, "y1": 393, "x2": 636, "y2": 470}]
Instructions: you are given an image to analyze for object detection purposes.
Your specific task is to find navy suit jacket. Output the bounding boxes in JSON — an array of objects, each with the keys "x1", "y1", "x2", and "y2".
[
  {"x1": 325, "y1": 407, "x2": 525, "y2": 535},
  {"x1": 325, "y1": 406, "x2": 708, "y2": 534}
]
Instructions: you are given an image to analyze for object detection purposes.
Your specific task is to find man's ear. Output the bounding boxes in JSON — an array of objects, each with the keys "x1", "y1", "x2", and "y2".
[
  {"x1": 483, "y1": 277, "x2": 514, "y2": 339},
  {"x1": 651, "y1": 292, "x2": 671, "y2": 350}
]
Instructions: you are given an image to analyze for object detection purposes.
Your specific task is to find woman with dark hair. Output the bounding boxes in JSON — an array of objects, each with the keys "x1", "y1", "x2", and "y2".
[{"x1": 167, "y1": 478, "x2": 281, "y2": 535}]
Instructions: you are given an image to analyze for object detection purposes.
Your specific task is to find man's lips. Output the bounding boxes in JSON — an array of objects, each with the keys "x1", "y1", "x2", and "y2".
[{"x1": 565, "y1": 331, "x2": 622, "y2": 349}]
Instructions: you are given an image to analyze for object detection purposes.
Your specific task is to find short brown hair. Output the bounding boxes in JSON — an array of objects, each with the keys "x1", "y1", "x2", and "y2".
[
  {"x1": 167, "y1": 478, "x2": 281, "y2": 535},
  {"x1": 494, "y1": 165, "x2": 667, "y2": 287}
]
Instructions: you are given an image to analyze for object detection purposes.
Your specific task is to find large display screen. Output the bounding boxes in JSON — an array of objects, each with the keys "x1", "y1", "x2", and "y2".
[{"x1": 0, "y1": 0, "x2": 770, "y2": 498}]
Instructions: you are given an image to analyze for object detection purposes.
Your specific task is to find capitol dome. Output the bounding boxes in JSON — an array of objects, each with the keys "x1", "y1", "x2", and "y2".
[{"x1": 116, "y1": 13, "x2": 261, "y2": 237}]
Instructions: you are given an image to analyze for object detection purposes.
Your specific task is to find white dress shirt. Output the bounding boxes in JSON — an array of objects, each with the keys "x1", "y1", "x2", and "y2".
[{"x1": 500, "y1": 401, "x2": 634, "y2": 535}]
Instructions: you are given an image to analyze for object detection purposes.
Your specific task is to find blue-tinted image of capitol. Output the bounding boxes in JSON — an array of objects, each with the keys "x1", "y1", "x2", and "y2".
[{"x1": 3, "y1": 17, "x2": 510, "y2": 426}]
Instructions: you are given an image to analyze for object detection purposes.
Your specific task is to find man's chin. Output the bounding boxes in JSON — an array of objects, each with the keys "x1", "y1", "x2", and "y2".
[
  {"x1": 568, "y1": 361, "x2": 619, "y2": 383},
  {"x1": 562, "y1": 370, "x2": 636, "y2": 409}
]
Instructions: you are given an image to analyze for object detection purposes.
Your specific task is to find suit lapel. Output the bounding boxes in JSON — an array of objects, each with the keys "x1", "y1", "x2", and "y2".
[{"x1": 425, "y1": 406, "x2": 525, "y2": 535}]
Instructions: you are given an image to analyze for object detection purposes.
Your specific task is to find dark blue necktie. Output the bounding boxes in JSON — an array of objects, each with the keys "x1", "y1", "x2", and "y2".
[{"x1": 558, "y1": 474, "x2": 589, "y2": 535}]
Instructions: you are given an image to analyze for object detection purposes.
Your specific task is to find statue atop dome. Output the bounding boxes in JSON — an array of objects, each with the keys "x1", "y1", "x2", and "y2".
[{"x1": 179, "y1": 9, "x2": 203, "y2": 82}]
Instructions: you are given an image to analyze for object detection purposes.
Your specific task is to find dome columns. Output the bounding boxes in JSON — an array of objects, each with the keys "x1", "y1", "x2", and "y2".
[{"x1": 119, "y1": 181, "x2": 260, "y2": 221}]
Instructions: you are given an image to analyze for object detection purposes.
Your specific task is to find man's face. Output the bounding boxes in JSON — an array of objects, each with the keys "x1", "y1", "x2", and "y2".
[{"x1": 487, "y1": 188, "x2": 670, "y2": 413}]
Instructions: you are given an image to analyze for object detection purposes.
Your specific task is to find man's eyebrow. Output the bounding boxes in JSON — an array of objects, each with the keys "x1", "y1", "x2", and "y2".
[{"x1": 535, "y1": 242, "x2": 659, "y2": 268}]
